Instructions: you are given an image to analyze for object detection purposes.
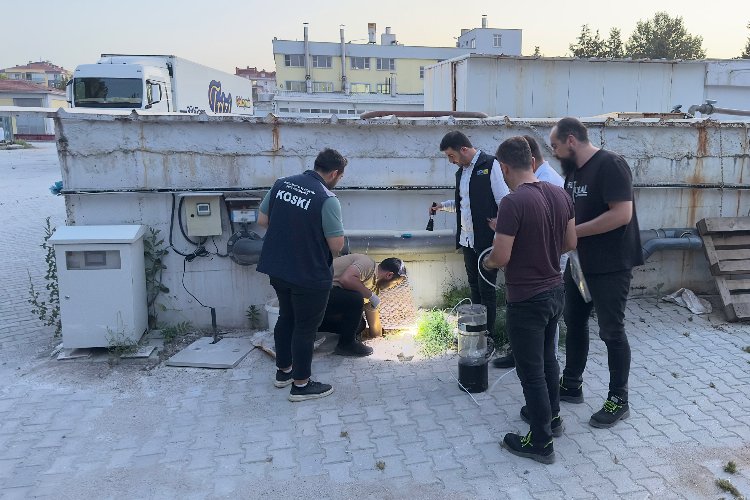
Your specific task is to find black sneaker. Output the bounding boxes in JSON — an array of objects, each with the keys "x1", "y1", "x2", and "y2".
[
  {"x1": 492, "y1": 352, "x2": 515, "y2": 369},
  {"x1": 274, "y1": 369, "x2": 294, "y2": 388},
  {"x1": 589, "y1": 395, "x2": 630, "y2": 428},
  {"x1": 501, "y1": 431, "x2": 555, "y2": 464},
  {"x1": 559, "y1": 378, "x2": 584, "y2": 404},
  {"x1": 334, "y1": 340, "x2": 373, "y2": 357},
  {"x1": 288, "y1": 380, "x2": 334, "y2": 402},
  {"x1": 520, "y1": 406, "x2": 564, "y2": 438}
]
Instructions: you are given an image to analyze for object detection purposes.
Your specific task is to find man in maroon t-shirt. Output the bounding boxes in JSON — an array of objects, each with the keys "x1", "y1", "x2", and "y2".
[{"x1": 482, "y1": 136, "x2": 576, "y2": 464}]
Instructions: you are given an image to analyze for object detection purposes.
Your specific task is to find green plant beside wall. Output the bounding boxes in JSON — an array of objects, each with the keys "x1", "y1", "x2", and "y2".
[
  {"x1": 415, "y1": 309, "x2": 453, "y2": 357},
  {"x1": 27, "y1": 217, "x2": 61, "y2": 337},
  {"x1": 159, "y1": 321, "x2": 192, "y2": 343},
  {"x1": 246, "y1": 305, "x2": 261, "y2": 330},
  {"x1": 144, "y1": 227, "x2": 170, "y2": 328}
]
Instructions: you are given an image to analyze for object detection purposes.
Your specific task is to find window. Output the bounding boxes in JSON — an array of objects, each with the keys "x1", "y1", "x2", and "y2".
[
  {"x1": 376, "y1": 58, "x2": 395, "y2": 71},
  {"x1": 470, "y1": 39, "x2": 476, "y2": 49},
  {"x1": 419, "y1": 66, "x2": 425, "y2": 79},
  {"x1": 312, "y1": 55, "x2": 332, "y2": 68},
  {"x1": 350, "y1": 57, "x2": 370, "y2": 70},
  {"x1": 285, "y1": 81, "x2": 306, "y2": 92},
  {"x1": 376, "y1": 83, "x2": 390, "y2": 94},
  {"x1": 493, "y1": 34, "x2": 502, "y2": 47},
  {"x1": 312, "y1": 81, "x2": 333, "y2": 92},
  {"x1": 350, "y1": 83, "x2": 371, "y2": 93},
  {"x1": 284, "y1": 54, "x2": 305, "y2": 67}
]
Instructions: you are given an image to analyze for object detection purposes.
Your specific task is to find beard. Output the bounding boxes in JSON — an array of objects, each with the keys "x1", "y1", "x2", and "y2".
[{"x1": 559, "y1": 156, "x2": 578, "y2": 178}]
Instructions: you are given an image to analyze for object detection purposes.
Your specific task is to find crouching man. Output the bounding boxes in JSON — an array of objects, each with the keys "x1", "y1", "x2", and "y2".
[
  {"x1": 482, "y1": 137, "x2": 576, "y2": 464},
  {"x1": 321, "y1": 254, "x2": 406, "y2": 356}
]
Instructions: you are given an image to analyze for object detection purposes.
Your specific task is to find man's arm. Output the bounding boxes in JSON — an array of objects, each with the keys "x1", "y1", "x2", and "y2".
[
  {"x1": 562, "y1": 218, "x2": 577, "y2": 253},
  {"x1": 327, "y1": 236, "x2": 345, "y2": 256},
  {"x1": 257, "y1": 190, "x2": 272, "y2": 228},
  {"x1": 337, "y1": 264, "x2": 373, "y2": 299},
  {"x1": 483, "y1": 233, "x2": 514, "y2": 270},
  {"x1": 433, "y1": 200, "x2": 456, "y2": 213},
  {"x1": 575, "y1": 201, "x2": 632, "y2": 238}
]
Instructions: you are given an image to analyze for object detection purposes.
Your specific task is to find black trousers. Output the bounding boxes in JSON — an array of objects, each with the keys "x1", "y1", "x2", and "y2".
[
  {"x1": 462, "y1": 246, "x2": 498, "y2": 333},
  {"x1": 506, "y1": 285, "x2": 564, "y2": 445},
  {"x1": 562, "y1": 266, "x2": 633, "y2": 400},
  {"x1": 319, "y1": 286, "x2": 364, "y2": 347},
  {"x1": 270, "y1": 277, "x2": 330, "y2": 381}
]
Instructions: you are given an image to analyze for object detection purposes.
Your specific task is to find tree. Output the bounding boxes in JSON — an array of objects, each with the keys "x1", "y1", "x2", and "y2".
[
  {"x1": 533, "y1": 46, "x2": 541, "y2": 57},
  {"x1": 54, "y1": 75, "x2": 70, "y2": 91},
  {"x1": 569, "y1": 25, "x2": 606, "y2": 58},
  {"x1": 605, "y1": 28, "x2": 624, "y2": 58},
  {"x1": 570, "y1": 25, "x2": 625, "y2": 58},
  {"x1": 742, "y1": 22, "x2": 750, "y2": 59},
  {"x1": 625, "y1": 12, "x2": 705, "y2": 59}
]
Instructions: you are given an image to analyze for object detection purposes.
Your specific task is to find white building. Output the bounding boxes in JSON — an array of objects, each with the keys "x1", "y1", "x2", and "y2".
[{"x1": 424, "y1": 54, "x2": 750, "y2": 119}]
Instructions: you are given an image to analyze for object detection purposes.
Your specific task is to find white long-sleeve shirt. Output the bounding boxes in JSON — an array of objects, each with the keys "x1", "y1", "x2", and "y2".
[
  {"x1": 441, "y1": 150, "x2": 510, "y2": 249},
  {"x1": 535, "y1": 160, "x2": 564, "y2": 187}
]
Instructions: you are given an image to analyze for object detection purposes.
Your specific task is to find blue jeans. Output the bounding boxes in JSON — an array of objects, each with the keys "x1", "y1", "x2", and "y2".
[
  {"x1": 506, "y1": 285, "x2": 564, "y2": 444},
  {"x1": 562, "y1": 266, "x2": 632, "y2": 400},
  {"x1": 270, "y1": 277, "x2": 330, "y2": 381},
  {"x1": 462, "y1": 246, "x2": 498, "y2": 333}
]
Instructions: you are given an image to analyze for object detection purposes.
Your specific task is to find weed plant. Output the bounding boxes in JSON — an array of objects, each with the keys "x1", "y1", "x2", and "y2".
[{"x1": 415, "y1": 309, "x2": 453, "y2": 357}]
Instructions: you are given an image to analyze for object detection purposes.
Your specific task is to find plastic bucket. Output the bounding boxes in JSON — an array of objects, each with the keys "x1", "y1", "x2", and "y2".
[{"x1": 265, "y1": 298, "x2": 279, "y2": 332}]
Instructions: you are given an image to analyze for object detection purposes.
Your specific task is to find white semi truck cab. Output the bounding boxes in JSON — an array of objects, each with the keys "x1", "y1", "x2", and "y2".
[{"x1": 67, "y1": 54, "x2": 253, "y2": 115}]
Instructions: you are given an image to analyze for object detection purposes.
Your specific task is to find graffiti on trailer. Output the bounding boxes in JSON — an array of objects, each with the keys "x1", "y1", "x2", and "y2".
[
  {"x1": 235, "y1": 96, "x2": 252, "y2": 108},
  {"x1": 208, "y1": 80, "x2": 232, "y2": 113}
]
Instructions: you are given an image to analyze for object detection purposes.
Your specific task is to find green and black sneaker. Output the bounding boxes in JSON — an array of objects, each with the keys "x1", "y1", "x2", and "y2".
[
  {"x1": 559, "y1": 377, "x2": 584, "y2": 404},
  {"x1": 502, "y1": 431, "x2": 555, "y2": 464},
  {"x1": 589, "y1": 394, "x2": 630, "y2": 428}
]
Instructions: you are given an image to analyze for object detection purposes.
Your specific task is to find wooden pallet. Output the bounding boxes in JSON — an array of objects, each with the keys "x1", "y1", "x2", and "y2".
[{"x1": 697, "y1": 217, "x2": 750, "y2": 321}]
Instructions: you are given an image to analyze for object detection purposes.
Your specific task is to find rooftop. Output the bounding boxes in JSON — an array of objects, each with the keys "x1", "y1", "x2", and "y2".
[
  {"x1": 0, "y1": 79, "x2": 65, "y2": 94},
  {"x1": 2, "y1": 60, "x2": 70, "y2": 74}
]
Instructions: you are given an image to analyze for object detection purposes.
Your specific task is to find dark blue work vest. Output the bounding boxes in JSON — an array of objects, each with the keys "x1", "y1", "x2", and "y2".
[
  {"x1": 455, "y1": 151, "x2": 498, "y2": 252},
  {"x1": 257, "y1": 170, "x2": 336, "y2": 290}
]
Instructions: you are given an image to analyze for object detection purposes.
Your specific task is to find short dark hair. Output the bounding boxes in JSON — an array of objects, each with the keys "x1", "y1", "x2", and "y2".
[
  {"x1": 314, "y1": 148, "x2": 347, "y2": 173},
  {"x1": 378, "y1": 257, "x2": 406, "y2": 289},
  {"x1": 496, "y1": 136, "x2": 533, "y2": 171},
  {"x1": 522, "y1": 135, "x2": 543, "y2": 162},
  {"x1": 553, "y1": 117, "x2": 589, "y2": 143},
  {"x1": 439, "y1": 131, "x2": 473, "y2": 152}
]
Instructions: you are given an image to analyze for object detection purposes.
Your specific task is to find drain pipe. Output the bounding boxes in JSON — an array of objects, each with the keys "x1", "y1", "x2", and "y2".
[
  {"x1": 640, "y1": 228, "x2": 703, "y2": 261},
  {"x1": 343, "y1": 229, "x2": 455, "y2": 255},
  {"x1": 304, "y1": 23, "x2": 312, "y2": 94},
  {"x1": 340, "y1": 25, "x2": 349, "y2": 95}
]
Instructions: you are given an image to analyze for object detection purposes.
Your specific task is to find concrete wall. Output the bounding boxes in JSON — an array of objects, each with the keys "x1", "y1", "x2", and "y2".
[{"x1": 52, "y1": 110, "x2": 750, "y2": 327}]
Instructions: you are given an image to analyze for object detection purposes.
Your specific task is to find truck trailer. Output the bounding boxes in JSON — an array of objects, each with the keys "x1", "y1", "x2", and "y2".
[{"x1": 67, "y1": 54, "x2": 254, "y2": 115}]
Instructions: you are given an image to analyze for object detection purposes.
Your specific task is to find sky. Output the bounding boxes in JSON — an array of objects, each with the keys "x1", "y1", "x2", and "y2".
[{"x1": 3, "y1": 0, "x2": 748, "y2": 74}]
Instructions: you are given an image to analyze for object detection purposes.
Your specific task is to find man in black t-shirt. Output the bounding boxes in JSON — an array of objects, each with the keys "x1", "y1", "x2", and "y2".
[
  {"x1": 482, "y1": 137, "x2": 576, "y2": 464},
  {"x1": 550, "y1": 117, "x2": 643, "y2": 429}
]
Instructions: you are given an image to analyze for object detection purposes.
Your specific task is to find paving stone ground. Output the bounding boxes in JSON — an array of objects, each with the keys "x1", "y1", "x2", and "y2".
[{"x1": 2, "y1": 144, "x2": 750, "y2": 499}]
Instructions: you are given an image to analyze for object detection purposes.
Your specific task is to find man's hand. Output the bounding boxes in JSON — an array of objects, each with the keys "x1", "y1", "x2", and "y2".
[
  {"x1": 368, "y1": 293, "x2": 381, "y2": 309},
  {"x1": 429, "y1": 202, "x2": 442, "y2": 215},
  {"x1": 481, "y1": 254, "x2": 494, "y2": 271},
  {"x1": 486, "y1": 217, "x2": 497, "y2": 231}
]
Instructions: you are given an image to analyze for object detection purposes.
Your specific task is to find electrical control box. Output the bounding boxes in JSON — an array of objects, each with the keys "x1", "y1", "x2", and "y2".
[
  {"x1": 225, "y1": 196, "x2": 262, "y2": 224},
  {"x1": 180, "y1": 193, "x2": 223, "y2": 237}
]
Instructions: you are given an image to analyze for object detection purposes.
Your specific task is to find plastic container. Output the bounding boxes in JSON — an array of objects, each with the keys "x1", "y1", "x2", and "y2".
[
  {"x1": 456, "y1": 303, "x2": 489, "y2": 393},
  {"x1": 265, "y1": 298, "x2": 279, "y2": 332}
]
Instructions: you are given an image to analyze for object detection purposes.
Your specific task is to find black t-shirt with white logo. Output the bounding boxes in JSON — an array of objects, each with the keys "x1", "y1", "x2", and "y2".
[{"x1": 565, "y1": 149, "x2": 643, "y2": 274}]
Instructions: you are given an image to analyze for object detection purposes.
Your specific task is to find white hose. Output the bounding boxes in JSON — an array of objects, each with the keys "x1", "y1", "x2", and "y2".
[{"x1": 477, "y1": 247, "x2": 502, "y2": 289}]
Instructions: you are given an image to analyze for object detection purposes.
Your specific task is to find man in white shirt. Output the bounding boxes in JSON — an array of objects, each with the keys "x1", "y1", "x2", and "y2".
[{"x1": 430, "y1": 131, "x2": 510, "y2": 338}]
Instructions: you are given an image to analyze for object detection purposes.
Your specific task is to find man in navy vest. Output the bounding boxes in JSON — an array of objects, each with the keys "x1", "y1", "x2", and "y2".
[
  {"x1": 430, "y1": 131, "x2": 510, "y2": 342},
  {"x1": 257, "y1": 148, "x2": 347, "y2": 402}
]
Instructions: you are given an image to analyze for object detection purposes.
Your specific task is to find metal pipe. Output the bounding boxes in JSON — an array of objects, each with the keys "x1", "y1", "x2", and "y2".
[
  {"x1": 359, "y1": 110, "x2": 488, "y2": 119},
  {"x1": 688, "y1": 102, "x2": 750, "y2": 117},
  {"x1": 343, "y1": 229, "x2": 455, "y2": 255},
  {"x1": 303, "y1": 23, "x2": 312, "y2": 94},
  {"x1": 340, "y1": 26, "x2": 349, "y2": 95},
  {"x1": 639, "y1": 228, "x2": 703, "y2": 261},
  {"x1": 634, "y1": 183, "x2": 750, "y2": 190}
]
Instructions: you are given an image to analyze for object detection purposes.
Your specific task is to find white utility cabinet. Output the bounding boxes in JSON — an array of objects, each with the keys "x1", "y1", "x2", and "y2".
[{"x1": 49, "y1": 225, "x2": 148, "y2": 348}]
